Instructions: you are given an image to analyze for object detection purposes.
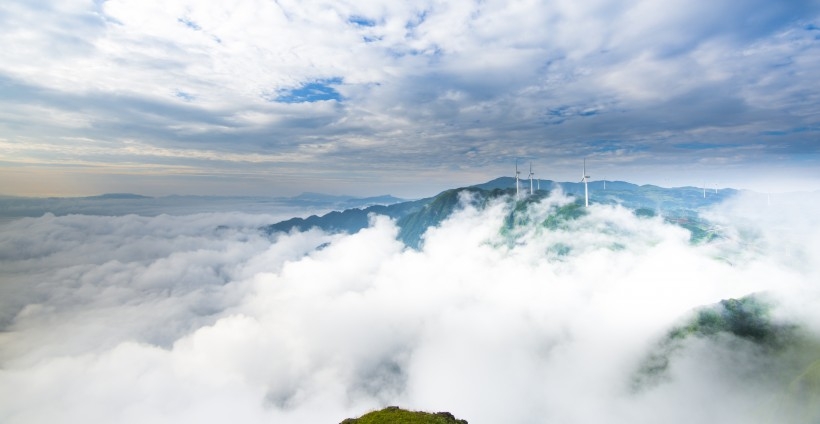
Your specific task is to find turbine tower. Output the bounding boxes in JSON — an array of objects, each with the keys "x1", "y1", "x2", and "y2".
[
  {"x1": 515, "y1": 160, "x2": 521, "y2": 199},
  {"x1": 528, "y1": 162, "x2": 535, "y2": 195},
  {"x1": 581, "y1": 159, "x2": 590, "y2": 207}
]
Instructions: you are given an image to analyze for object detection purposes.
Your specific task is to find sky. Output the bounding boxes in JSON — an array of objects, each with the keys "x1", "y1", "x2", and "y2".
[
  {"x1": 1, "y1": 0, "x2": 819, "y2": 198},
  {"x1": 1, "y1": 191, "x2": 819, "y2": 423}
]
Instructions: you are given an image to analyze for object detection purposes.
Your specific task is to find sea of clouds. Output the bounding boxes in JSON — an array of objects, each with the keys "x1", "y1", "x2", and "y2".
[{"x1": 1, "y1": 190, "x2": 818, "y2": 424}]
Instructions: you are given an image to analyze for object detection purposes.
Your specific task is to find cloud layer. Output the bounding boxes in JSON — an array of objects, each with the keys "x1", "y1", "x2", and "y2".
[
  {"x1": 0, "y1": 0, "x2": 819, "y2": 196},
  {"x1": 1, "y1": 192, "x2": 819, "y2": 423}
]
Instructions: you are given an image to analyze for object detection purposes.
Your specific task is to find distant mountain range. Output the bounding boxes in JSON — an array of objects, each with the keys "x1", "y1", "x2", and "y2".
[
  {"x1": 474, "y1": 177, "x2": 737, "y2": 212},
  {"x1": 263, "y1": 177, "x2": 738, "y2": 248},
  {"x1": 0, "y1": 192, "x2": 406, "y2": 219},
  {"x1": 286, "y1": 192, "x2": 406, "y2": 209}
]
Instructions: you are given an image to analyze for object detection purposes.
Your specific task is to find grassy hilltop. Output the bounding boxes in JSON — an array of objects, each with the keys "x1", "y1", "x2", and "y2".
[{"x1": 340, "y1": 407, "x2": 468, "y2": 424}]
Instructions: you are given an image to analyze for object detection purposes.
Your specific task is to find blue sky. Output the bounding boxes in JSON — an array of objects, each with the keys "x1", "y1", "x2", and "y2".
[{"x1": 0, "y1": 0, "x2": 818, "y2": 197}]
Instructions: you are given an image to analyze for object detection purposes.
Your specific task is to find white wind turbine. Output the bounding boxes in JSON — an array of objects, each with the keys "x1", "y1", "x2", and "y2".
[
  {"x1": 528, "y1": 162, "x2": 535, "y2": 195},
  {"x1": 581, "y1": 159, "x2": 590, "y2": 207},
  {"x1": 515, "y1": 160, "x2": 521, "y2": 199}
]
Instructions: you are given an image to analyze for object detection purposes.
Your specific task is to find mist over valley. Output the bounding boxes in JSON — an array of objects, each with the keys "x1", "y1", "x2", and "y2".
[{"x1": 1, "y1": 180, "x2": 818, "y2": 423}]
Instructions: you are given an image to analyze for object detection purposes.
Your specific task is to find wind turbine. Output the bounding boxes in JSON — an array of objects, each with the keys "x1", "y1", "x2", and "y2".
[
  {"x1": 515, "y1": 160, "x2": 521, "y2": 199},
  {"x1": 528, "y1": 162, "x2": 535, "y2": 195},
  {"x1": 581, "y1": 159, "x2": 590, "y2": 207}
]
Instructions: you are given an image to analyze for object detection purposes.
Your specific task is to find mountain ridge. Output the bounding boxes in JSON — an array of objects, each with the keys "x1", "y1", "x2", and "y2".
[{"x1": 263, "y1": 177, "x2": 737, "y2": 248}]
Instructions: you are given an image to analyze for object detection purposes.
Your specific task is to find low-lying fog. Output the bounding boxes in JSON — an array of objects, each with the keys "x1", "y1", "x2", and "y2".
[{"x1": 1, "y1": 190, "x2": 818, "y2": 423}]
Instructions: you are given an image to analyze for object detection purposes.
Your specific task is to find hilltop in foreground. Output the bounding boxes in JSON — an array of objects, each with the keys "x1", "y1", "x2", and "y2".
[{"x1": 341, "y1": 407, "x2": 468, "y2": 424}]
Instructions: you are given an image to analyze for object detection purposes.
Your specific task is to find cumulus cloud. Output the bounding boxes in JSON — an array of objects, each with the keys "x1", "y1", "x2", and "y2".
[
  {"x1": 0, "y1": 0, "x2": 819, "y2": 196},
  {"x1": 1, "y1": 191, "x2": 818, "y2": 423}
]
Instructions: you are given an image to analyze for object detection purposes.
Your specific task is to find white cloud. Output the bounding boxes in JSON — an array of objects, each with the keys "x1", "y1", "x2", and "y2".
[
  {"x1": 0, "y1": 0, "x2": 818, "y2": 196},
  {"x1": 1, "y1": 192, "x2": 818, "y2": 423}
]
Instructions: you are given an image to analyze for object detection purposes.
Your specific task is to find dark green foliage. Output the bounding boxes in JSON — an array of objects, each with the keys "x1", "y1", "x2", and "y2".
[
  {"x1": 266, "y1": 209, "x2": 371, "y2": 234},
  {"x1": 265, "y1": 185, "x2": 512, "y2": 249},
  {"x1": 262, "y1": 198, "x2": 430, "y2": 236},
  {"x1": 501, "y1": 190, "x2": 551, "y2": 230},
  {"x1": 396, "y1": 188, "x2": 502, "y2": 249},
  {"x1": 669, "y1": 296, "x2": 795, "y2": 346},
  {"x1": 667, "y1": 217, "x2": 722, "y2": 244},
  {"x1": 633, "y1": 294, "x2": 803, "y2": 391},
  {"x1": 340, "y1": 407, "x2": 468, "y2": 424},
  {"x1": 540, "y1": 200, "x2": 587, "y2": 230}
]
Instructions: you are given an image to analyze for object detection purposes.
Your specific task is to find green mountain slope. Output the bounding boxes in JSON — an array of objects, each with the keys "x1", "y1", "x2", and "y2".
[
  {"x1": 263, "y1": 177, "x2": 736, "y2": 248},
  {"x1": 633, "y1": 294, "x2": 820, "y2": 423},
  {"x1": 396, "y1": 187, "x2": 511, "y2": 248},
  {"x1": 263, "y1": 198, "x2": 430, "y2": 238}
]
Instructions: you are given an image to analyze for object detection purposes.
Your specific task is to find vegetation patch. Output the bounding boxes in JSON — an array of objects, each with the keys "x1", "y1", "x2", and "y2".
[
  {"x1": 540, "y1": 200, "x2": 587, "y2": 230},
  {"x1": 633, "y1": 294, "x2": 799, "y2": 389},
  {"x1": 340, "y1": 406, "x2": 468, "y2": 424}
]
